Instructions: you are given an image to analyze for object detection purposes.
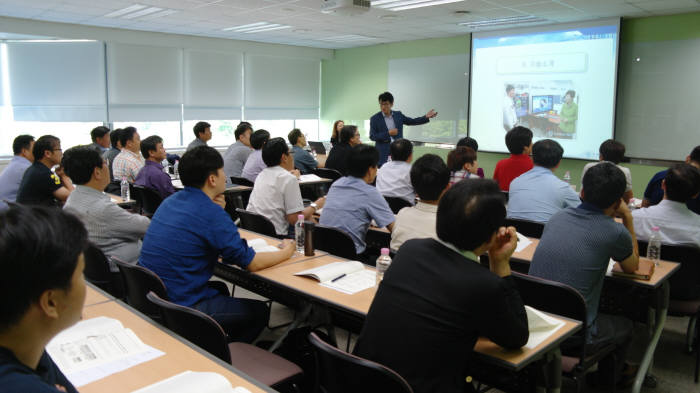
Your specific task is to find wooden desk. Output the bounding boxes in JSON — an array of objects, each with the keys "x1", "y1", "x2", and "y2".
[
  {"x1": 172, "y1": 179, "x2": 252, "y2": 194},
  {"x1": 110, "y1": 194, "x2": 136, "y2": 208},
  {"x1": 237, "y1": 229, "x2": 327, "y2": 268},
  {"x1": 84, "y1": 285, "x2": 112, "y2": 308}
]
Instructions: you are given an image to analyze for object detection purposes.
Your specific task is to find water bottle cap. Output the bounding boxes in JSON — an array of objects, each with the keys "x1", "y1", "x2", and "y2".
[
  {"x1": 298, "y1": 214, "x2": 304, "y2": 220},
  {"x1": 380, "y1": 248, "x2": 390, "y2": 255},
  {"x1": 652, "y1": 226, "x2": 660, "y2": 231}
]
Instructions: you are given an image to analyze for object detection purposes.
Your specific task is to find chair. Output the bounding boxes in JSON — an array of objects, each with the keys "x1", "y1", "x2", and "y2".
[
  {"x1": 146, "y1": 292, "x2": 303, "y2": 390},
  {"x1": 83, "y1": 244, "x2": 124, "y2": 299},
  {"x1": 314, "y1": 225, "x2": 359, "y2": 261},
  {"x1": 501, "y1": 190, "x2": 509, "y2": 203},
  {"x1": 133, "y1": 185, "x2": 163, "y2": 217},
  {"x1": 384, "y1": 196, "x2": 412, "y2": 214},
  {"x1": 230, "y1": 176, "x2": 255, "y2": 187},
  {"x1": 313, "y1": 168, "x2": 343, "y2": 184},
  {"x1": 113, "y1": 258, "x2": 168, "y2": 322},
  {"x1": 308, "y1": 331, "x2": 413, "y2": 393},
  {"x1": 504, "y1": 217, "x2": 545, "y2": 238},
  {"x1": 511, "y1": 272, "x2": 617, "y2": 392},
  {"x1": 236, "y1": 208, "x2": 279, "y2": 238}
]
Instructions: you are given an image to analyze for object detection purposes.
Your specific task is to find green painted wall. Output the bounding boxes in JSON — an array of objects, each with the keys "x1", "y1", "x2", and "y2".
[{"x1": 321, "y1": 13, "x2": 700, "y2": 196}]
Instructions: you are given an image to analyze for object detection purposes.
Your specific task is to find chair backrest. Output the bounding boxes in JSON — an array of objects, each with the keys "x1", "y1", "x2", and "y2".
[
  {"x1": 315, "y1": 225, "x2": 359, "y2": 260},
  {"x1": 83, "y1": 244, "x2": 122, "y2": 296},
  {"x1": 230, "y1": 176, "x2": 255, "y2": 187},
  {"x1": 146, "y1": 291, "x2": 231, "y2": 362},
  {"x1": 501, "y1": 190, "x2": 509, "y2": 202},
  {"x1": 113, "y1": 258, "x2": 168, "y2": 321},
  {"x1": 235, "y1": 208, "x2": 278, "y2": 238},
  {"x1": 133, "y1": 185, "x2": 163, "y2": 216},
  {"x1": 384, "y1": 197, "x2": 412, "y2": 215},
  {"x1": 313, "y1": 168, "x2": 343, "y2": 183},
  {"x1": 504, "y1": 217, "x2": 545, "y2": 238},
  {"x1": 308, "y1": 332, "x2": 414, "y2": 393},
  {"x1": 638, "y1": 240, "x2": 700, "y2": 300}
]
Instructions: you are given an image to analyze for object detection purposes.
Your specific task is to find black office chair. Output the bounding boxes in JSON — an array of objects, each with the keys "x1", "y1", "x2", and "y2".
[
  {"x1": 83, "y1": 244, "x2": 124, "y2": 299},
  {"x1": 313, "y1": 168, "x2": 343, "y2": 184},
  {"x1": 230, "y1": 176, "x2": 255, "y2": 187},
  {"x1": 308, "y1": 332, "x2": 413, "y2": 393},
  {"x1": 384, "y1": 196, "x2": 412, "y2": 214},
  {"x1": 501, "y1": 190, "x2": 509, "y2": 202},
  {"x1": 314, "y1": 225, "x2": 359, "y2": 261},
  {"x1": 147, "y1": 292, "x2": 303, "y2": 390},
  {"x1": 133, "y1": 185, "x2": 163, "y2": 217},
  {"x1": 113, "y1": 258, "x2": 168, "y2": 322},
  {"x1": 504, "y1": 218, "x2": 545, "y2": 238},
  {"x1": 235, "y1": 208, "x2": 279, "y2": 238}
]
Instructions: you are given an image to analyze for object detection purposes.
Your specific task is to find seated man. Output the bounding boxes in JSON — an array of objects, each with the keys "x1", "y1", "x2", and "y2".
[
  {"x1": 456, "y1": 136, "x2": 484, "y2": 178},
  {"x1": 223, "y1": 123, "x2": 253, "y2": 182},
  {"x1": 447, "y1": 146, "x2": 478, "y2": 185},
  {"x1": 643, "y1": 145, "x2": 700, "y2": 214},
  {"x1": 319, "y1": 144, "x2": 395, "y2": 255},
  {"x1": 581, "y1": 139, "x2": 634, "y2": 203},
  {"x1": 103, "y1": 128, "x2": 123, "y2": 182},
  {"x1": 507, "y1": 139, "x2": 580, "y2": 223},
  {"x1": 0, "y1": 204, "x2": 88, "y2": 393},
  {"x1": 324, "y1": 125, "x2": 361, "y2": 176},
  {"x1": 355, "y1": 179, "x2": 528, "y2": 393},
  {"x1": 135, "y1": 135, "x2": 176, "y2": 199},
  {"x1": 0, "y1": 135, "x2": 34, "y2": 210},
  {"x1": 390, "y1": 154, "x2": 450, "y2": 252},
  {"x1": 139, "y1": 146, "x2": 295, "y2": 343},
  {"x1": 633, "y1": 163, "x2": 700, "y2": 248},
  {"x1": 247, "y1": 138, "x2": 325, "y2": 237},
  {"x1": 376, "y1": 139, "x2": 414, "y2": 205},
  {"x1": 493, "y1": 126, "x2": 533, "y2": 191},
  {"x1": 88, "y1": 125, "x2": 110, "y2": 154},
  {"x1": 186, "y1": 121, "x2": 211, "y2": 151},
  {"x1": 63, "y1": 146, "x2": 150, "y2": 269},
  {"x1": 529, "y1": 162, "x2": 639, "y2": 386},
  {"x1": 241, "y1": 129, "x2": 271, "y2": 183},
  {"x1": 17, "y1": 135, "x2": 73, "y2": 206},
  {"x1": 288, "y1": 128, "x2": 318, "y2": 174},
  {"x1": 112, "y1": 127, "x2": 144, "y2": 183}
]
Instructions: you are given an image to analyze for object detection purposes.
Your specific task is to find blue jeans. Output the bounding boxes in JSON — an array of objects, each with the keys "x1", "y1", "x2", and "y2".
[{"x1": 193, "y1": 294, "x2": 269, "y2": 343}]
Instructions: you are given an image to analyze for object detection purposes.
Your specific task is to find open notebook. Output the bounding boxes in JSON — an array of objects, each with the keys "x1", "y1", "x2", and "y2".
[
  {"x1": 294, "y1": 261, "x2": 376, "y2": 294},
  {"x1": 524, "y1": 306, "x2": 566, "y2": 349},
  {"x1": 133, "y1": 371, "x2": 252, "y2": 393},
  {"x1": 246, "y1": 238, "x2": 280, "y2": 253}
]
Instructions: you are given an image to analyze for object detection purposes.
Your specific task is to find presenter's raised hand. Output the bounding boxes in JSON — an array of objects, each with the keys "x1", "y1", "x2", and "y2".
[{"x1": 426, "y1": 109, "x2": 438, "y2": 119}]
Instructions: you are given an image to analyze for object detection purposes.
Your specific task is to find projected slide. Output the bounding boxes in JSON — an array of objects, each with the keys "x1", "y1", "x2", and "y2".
[{"x1": 469, "y1": 21, "x2": 619, "y2": 159}]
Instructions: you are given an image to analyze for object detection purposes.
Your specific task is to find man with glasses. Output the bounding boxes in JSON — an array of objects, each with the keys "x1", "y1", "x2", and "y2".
[
  {"x1": 16, "y1": 135, "x2": 73, "y2": 206},
  {"x1": 288, "y1": 128, "x2": 318, "y2": 174}
]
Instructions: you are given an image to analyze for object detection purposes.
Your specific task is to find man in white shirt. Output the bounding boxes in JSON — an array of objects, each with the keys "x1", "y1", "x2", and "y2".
[
  {"x1": 503, "y1": 84, "x2": 517, "y2": 132},
  {"x1": 376, "y1": 139, "x2": 414, "y2": 205},
  {"x1": 390, "y1": 154, "x2": 450, "y2": 252},
  {"x1": 581, "y1": 139, "x2": 634, "y2": 203},
  {"x1": 633, "y1": 163, "x2": 700, "y2": 248},
  {"x1": 112, "y1": 127, "x2": 144, "y2": 183},
  {"x1": 247, "y1": 138, "x2": 325, "y2": 237}
]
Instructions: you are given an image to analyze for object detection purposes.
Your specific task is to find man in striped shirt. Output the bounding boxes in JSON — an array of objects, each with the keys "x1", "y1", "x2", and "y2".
[{"x1": 112, "y1": 126, "x2": 144, "y2": 183}]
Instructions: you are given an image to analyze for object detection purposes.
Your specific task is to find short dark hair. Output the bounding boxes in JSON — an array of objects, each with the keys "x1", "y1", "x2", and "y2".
[
  {"x1": 193, "y1": 121, "x2": 211, "y2": 138},
  {"x1": 532, "y1": 139, "x2": 563, "y2": 169},
  {"x1": 689, "y1": 146, "x2": 700, "y2": 164},
  {"x1": 437, "y1": 179, "x2": 506, "y2": 251},
  {"x1": 390, "y1": 139, "x2": 413, "y2": 162},
  {"x1": 505, "y1": 126, "x2": 533, "y2": 154},
  {"x1": 288, "y1": 128, "x2": 303, "y2": 146},
  {"x1": 347, "y1": 144, "x2": 379, "y2": 178},
  {"x1": 12, "y1": 135, "x2": 34, "y2": 156},
  {"x1": 33, "y1": 135, "x2": 60, "y2": 161},
  {"x1": 178, "y1": 146, "x2": 224, "y2": 188},
  {"x1": 262, "y1": 137, "x2": 289, "y2": 167},
  {"x1": 235, "y1": 123, "x2": 252, "y2": 140},
  {"x1": 378, "y1": 92, "x2": 394, "y2": 104},
  {"x1": 140, "y1": 135, "x2": 163, "y2": 159},
  {"x1": 62, "y1": 146, "x2": 104, "y2": 185},
  {"x1": 119, "y1": 127, "x2": 137, "y2": 148},
  {"x1": 456, "y1": 136, "x2": 478, "y2": 151},
  {"x1": 599, "y1": 139, "x2": 625, "y2": 164},
  {"x1": 506, "y1": 84, "x2": 514, "y2": 93},
  {"x1": 0, "y1": 205, "x2": 88, "y2": 332},
  {"x1": 581, "y1": 162, "x2": 626, "y2": 209},
  {"x1": 564, "y1": 90, "x2": 576, "y2": 99},
  {"x1": 447, "y1": 147, "x2": 476, "y2": 172},
  {"x1": 339, "y1": 125, "x2": 357, "y2": 144},
  {"x1": 410, "y1": 154, "x2": 450, "y2": 201},
  {"x1": 250, "y1": 129, "x2": 270, "y2": 150},
  {"x1": 110, "y1": 128, "x2": 123, "y2": 148},
  {"x1": 90, "y1": 126, "x2": 110, "y2": 143},
  {"x1": 665, "y1": 163, "x2": 700, "y2": 203}
]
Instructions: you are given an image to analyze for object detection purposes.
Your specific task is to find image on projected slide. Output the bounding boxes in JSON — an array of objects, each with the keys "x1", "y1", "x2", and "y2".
[{"x1": 503, "y1": 81, "x2": 579, "y2": 139}]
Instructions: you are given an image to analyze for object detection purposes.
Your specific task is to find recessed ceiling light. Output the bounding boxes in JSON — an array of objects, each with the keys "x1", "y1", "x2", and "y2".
[
  {"x1": 372, "y1": 0, "x2": 466, "y2": 11},
  {"x1": 121, "y1": 7, "x2": 163, "y2": 19},
  {"x1": 458, "y1": 15, "x2": 547, "y2": 29},
  {"x1": 103, "y1": 4, "x2": 146, "y2": 18},
  {"x1": 103, "y1": 4, "x2": 178, "y2": 20},
  {"x1": 222, "y1": 22, "x2": 292, "y2": 34}
]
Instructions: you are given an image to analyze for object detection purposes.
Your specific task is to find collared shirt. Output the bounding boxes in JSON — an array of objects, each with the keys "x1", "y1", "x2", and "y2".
[
  {"x1": 0, "y1": 156, "x2": 32, "y2": 209},
  {"x1": 376, "y1": 160, "x2": 414, "y2": 204},
  {"x1": 103, "y1": 147, "x2": 121, "y2": 181},
  {"x1": 241, "y1": 150, "x2": 266, "y2": 183},
  {"x1": 223, "y1": 141, "x2": 253, "y2": 183},
  {"x1": 186, "y1": 138, "x2": 207, "y2": 152},
  {"x1": 0, "y1": 347, "x2": 77, "y2": 393},
  {"x1": 112, "y1": 149, "x2": 144, "y2": 183},
  {"x1": 581, "y1": 161, "x2": 633, "y2": 192},
  {"x1": 644, "y1": 169, "x2": 700, "y2": 215},
  {"x1": 319, "y1": 176, "x2": 395, "y2": 253},
  {"x1": 493, "y1": 154, "x2": 533, "y2": 191},
  {"x1": 89, "y1": 142, "x2": 109, "y2": 154},
  {"x1": 449, "y1": 169, "x2": 472, "y2": 185},
  {"x1": 247, "y1": 166, "x2": 304, "y2": 236},
  {"x1": 632, "y1": 199, "x2": 700, "y2": 248},
  {"x1": 391, "y1": 201, "x2": 438, "y2": 252},
  {"x1": 139, "y1": 187, "x2": 256, "y2": 307},
  {"x1": 291, "y1": 145, "x2": 318, "y2": 174},
  {"x1": 64, "y1": 185, "x2": 150, "y2": 271},
  {"x1": 383, "y1": 111, "x2": 397, "y2": 141},
  {"x1": 135, "y1": 160, "x2": 176, "y2": 199},
  {"x1": 16, "y1": 162, "x2": 63, "y2": 207},
  {"x1": 507, "y1": 166, "x2": 581, "y2": 223}
]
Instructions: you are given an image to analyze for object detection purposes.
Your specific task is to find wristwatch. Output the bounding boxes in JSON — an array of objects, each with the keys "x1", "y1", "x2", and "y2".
[{"x1": 309, "y1": 202, "x2": 318, "y2": 210}]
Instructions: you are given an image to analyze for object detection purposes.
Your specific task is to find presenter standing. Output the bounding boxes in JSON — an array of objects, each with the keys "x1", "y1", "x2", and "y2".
[
  {"x1": 370, "y1": 91, "x2": 437, "y2": 166},
  {"x1": 559, "y1": 90, "x2": 578, "y2": 135},
  {"x1": 503, "y1": 84, "x2": 517, "y2": 132}
]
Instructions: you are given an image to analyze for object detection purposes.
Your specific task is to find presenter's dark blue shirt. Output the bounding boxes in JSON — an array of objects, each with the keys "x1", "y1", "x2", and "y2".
[
  {"x1": 139, "y1": 187, "x2": 255, "y2": 307},
  {"x1": 0, "y1": 348, "x2": 78, "y2": 393},
  {"x1": 644, "y1": 169, "x2": 700, "y2": 215}
]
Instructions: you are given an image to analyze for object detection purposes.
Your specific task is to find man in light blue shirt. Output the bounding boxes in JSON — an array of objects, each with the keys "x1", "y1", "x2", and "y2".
[
  {"x1": 0, "y1": 135, "x2": 34, "y2": 210},
  {"x1": 320, "y1": 144, "x2": 395, "y2": 254},
  {"x1": 507, "y1": 139, "x2": 580, "y2": 223}
]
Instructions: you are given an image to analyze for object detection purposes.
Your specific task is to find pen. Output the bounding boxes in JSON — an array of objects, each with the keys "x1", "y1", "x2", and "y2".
[{"x1": 331, "y1": 273, "x2": 346, "y2": 282}]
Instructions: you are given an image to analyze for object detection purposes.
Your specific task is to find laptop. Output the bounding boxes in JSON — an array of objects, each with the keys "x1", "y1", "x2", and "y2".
[{"x1": 308, "y1": 141, "x2": 327, "y2": 155}]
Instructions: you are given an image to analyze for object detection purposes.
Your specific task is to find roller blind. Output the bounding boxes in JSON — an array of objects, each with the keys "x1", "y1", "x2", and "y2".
[{"x1": 183, "y1": 49, "x2": 242, "y2": 120}]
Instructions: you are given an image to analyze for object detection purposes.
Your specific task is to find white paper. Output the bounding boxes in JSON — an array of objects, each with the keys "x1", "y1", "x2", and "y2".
[
  {"x1": 320, "y1": 269, "x2": 377, "y2": 295},
  {"x1": 172, "y1": 179, "x2": 183, "y2": 188},
  {"x1": 294, "y1": 261, "x2": 365, "y2": 282},
  {"x1": 132, "y1": 370, "x2": 251, "y2": 393},
  {"x1": 246, "y1": 238, "x2": 280, "y2": 253},
  {"x1": 47, "y1": 317, "x2": 164, "y2": 387},
  {"x1": 515, "y1": 232, "x2": 533, "y2": 253},
  {"x1": 606, "y1": 258, "x2": 616, "y2": 274},
  {"x1": 523, "y1": 306, "x2": 565, "y2": 349},
  {"x1": 299, "y1": 174, "x2": 322, "y2": 182}
]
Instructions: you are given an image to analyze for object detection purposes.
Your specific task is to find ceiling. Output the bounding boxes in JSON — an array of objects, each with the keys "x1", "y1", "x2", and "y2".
[{"x1": 1, "y1": 0, "x2": 699, "y2": 49}]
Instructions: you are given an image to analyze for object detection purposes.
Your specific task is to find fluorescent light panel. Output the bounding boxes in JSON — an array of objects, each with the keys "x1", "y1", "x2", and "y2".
[
  {"x1": 459, "y1": 15, "x2": 546, "y2": 28},
  {"x1": 372, "y1": 0, "x2": 464, "y2": 11},
  {"x1": 222, "y1": 22, "x2": 291, "y2": 34},
  {"x1": 103, "y1": 4, "x2": 178, "y2": 20},
  {"x1": 103, "y1": 4, "x2": 146, "y2": 18},
  {"x1": 121, "y1": 7, "x2": 163, "y2": 19}
]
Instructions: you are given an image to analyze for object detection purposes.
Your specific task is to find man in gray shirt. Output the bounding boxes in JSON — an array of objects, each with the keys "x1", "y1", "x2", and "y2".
[
  {"x1": 0, "y1": 135, "x2": 34, "y2": 210},
  {"x1": 186, "y1": 121, "x2": 211, "y2": 151},
  {"x1": 63, "y1": 146, "x2": 150, "y2": 271},
  {"x1": 223, "y1": 123, "x2": 253, "y2": 183}
]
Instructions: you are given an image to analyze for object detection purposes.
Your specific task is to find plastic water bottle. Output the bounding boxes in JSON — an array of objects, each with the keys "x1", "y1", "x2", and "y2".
[
  {"x1": 375, "y1": 248, "x2": 392, "y2": 285},
  {"x1": 647, "y1": 226, "x2": 662, "y2": 266},
  {"x1": 161, "y1": 158, "x2": 169, "y2": 173},
  {"x1": 294, "y1": 214, "x2": 305, "y2": 254},
  {"x1": 563, "y1": 170, "x2": 571, "y2": 184},
  {"x1": 120, "y1": 177, "x2": 130, "y2": 201},
  {"x1": 174, "y1": 160, "x2": 180, "y2": 179}
]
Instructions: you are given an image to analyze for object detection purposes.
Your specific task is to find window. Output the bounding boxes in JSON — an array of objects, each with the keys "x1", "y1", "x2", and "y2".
[
  {"x1": 0, "y1": 121, "x2": 103, "y2": 155},
  {"x1": 182, "y1": 120, "x2": 240, "y2": 147},
  {"x1": 113, "y1": 121, "x2": 181, "y2": 149},
  {"x1": 294, "y1": 119, "x2": 320, "y2": 141}
]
